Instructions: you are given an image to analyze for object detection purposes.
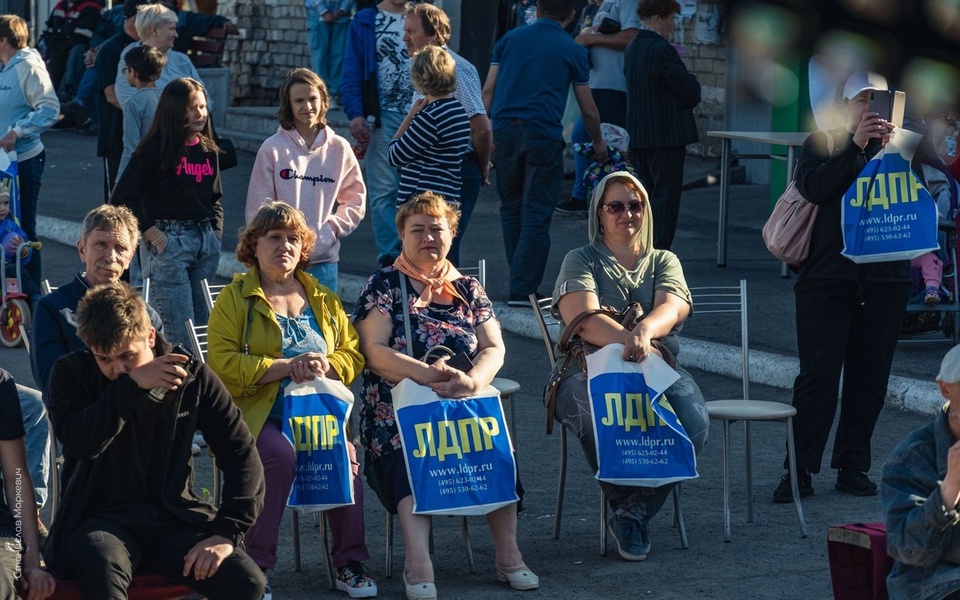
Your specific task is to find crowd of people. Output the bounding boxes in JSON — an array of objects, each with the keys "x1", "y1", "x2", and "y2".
[{"x1": 1, "y1": 0, "x2": 959, "y2": 599}]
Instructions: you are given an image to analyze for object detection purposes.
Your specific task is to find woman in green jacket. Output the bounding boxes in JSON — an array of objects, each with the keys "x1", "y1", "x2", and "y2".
[{"x1": 207, "y1": 201, "x2": 376, "y2": 599}]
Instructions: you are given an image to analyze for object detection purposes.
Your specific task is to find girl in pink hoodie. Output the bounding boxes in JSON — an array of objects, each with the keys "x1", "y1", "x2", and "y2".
[{"x1": 245, "y1": 68, "x2": 366, "y2": 292}]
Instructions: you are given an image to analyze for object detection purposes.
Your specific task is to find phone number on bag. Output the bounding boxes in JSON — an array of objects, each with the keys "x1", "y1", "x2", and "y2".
[
  {"x1": 620, "y1": 449, "x2": 669, "y2": 457},
  {"x1": 439, "y1": 483, "x2": 489, "y2": 495},
  {"x1": 621, "y1": 458, "x2": 671, "y2": 466},
  {"x1": 863, "y1": 232, "x2": 911, "y2": 242}
]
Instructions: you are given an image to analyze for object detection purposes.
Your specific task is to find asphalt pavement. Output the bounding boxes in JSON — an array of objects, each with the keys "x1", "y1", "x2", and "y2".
[{"x1": 0, "y1": 123, "x2": 950, "y2": 599}]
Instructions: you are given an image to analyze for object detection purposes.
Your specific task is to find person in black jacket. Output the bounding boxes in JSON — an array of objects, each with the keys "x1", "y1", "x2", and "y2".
[
  {"x1": 44, "y1": 283, "x2": 265, "y2": 598},
  {"x1": 771, "y1": 71, "x2": 911, "y2": 503},
  {"x1": 623, "y1": 0, "x2": 700, "y2": 251}
]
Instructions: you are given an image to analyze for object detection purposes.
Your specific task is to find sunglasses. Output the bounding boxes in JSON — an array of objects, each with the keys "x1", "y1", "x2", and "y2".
[{"x1": 600, "y1": 200, "x2": 643, "y2": 215}]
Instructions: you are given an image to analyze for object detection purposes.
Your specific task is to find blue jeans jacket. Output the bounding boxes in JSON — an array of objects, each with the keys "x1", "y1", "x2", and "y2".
[{"x1": 882, "y1": 406, "x2": 960, "y2": 600}]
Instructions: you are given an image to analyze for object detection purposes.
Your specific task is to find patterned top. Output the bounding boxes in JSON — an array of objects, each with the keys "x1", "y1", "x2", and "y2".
[
  {"x1": 388, "y1": 97, "x2": 470, "y2": 203},
  {"x1": 351, "y1": 267, "x2": 495, "y2": 459},
  {"x1": 375, "y1": 8, "x2": 412, "y2": 113},
  {"x1": 268, "y1": 305, "x2": 329, "y2": 422}
]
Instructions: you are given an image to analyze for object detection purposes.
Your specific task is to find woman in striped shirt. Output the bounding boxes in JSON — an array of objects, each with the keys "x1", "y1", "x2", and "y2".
[{"x1": 388, "y1": 45, "x2": 470, "y2": 205}]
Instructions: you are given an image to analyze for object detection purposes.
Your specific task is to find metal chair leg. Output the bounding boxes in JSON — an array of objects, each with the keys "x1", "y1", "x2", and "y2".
[
  {"x1": 722, "y1": 418, "x2": 732, "y2": 543},
  {"x1": 385, "y1": 512, "x2": 393, "y2": 578},
  {"x1": 744, "y1": 420, "x2": 753, "y2": 523},
  {"x1": 554, "y1": 426, "x2": 568, "y2": 540},
  {"x1": 47, "y1": 414, "x2": 59, "y2": 524},
  {"x1": 292, "y1": 511, "x2": 302, "y2": 572},
  {"x1": 318, "y1": 512, "x2": 334, "y2": 590},
  {"x1": 459, "y1": 517, "x2": 476, "y2": 573},
  {"x1": 785, "y1": 417, "x2": 808, "y2": 538},
  {"x1": 600, "y1": 490, "x2": 607, "y2": 556},
  {"x1": 673, "y1": 484, "x2": 689, "y2": 549}
]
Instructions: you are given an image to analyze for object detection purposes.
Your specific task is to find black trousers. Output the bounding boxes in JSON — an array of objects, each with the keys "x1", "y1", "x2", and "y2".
[
  {"x1": 66, "y1": 515, "x2": 265, "y2": 600},
  {"x1": 630, "y1": 146, "x2": 687, "y2": 251},
  {"x1": 789, "y1": 279, "x2": 909, "y2": 474}
]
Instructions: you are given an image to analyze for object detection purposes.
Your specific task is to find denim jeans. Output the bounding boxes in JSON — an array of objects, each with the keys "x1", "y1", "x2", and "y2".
[
  {"x1": 17, "y1": 151, "x2": 44, "y2": 286},
  {"x1": 305, "y1": 261, "x2": 338, "y2": 294},
  {"x1": 307, "y1": 13, "x2": 349, "y2": 97},
  {"x1": 18, "y1": 384, "x2": 49, "y2": 508},
  {"x1": 449, "y1": 150, "x2": 482, "y2": 267},
  {"x1": 364, "y1": 109, "x2": 404, "y2": 264},
  {"x1": 571, "y1": 89, "x2": 627, "y2": 201},
  {"x1": 494, "y1": 123, "x2": 564, "y2": 297},
  {"x1": 139, "y1": 221, "x2": 220, "y2": 345}
]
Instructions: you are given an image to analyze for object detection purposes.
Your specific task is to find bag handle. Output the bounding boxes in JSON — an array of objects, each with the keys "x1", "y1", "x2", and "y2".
[
  {"x1": 557, "y1": 308, "x2": 618, "y2": 351},
  {"x1": 399, "y1": 274, "x2": 415, "y2": 359}
]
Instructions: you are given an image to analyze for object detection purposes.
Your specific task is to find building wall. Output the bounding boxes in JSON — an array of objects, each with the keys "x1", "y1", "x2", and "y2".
[{"x1": 219, "y1": 0, "x2": 728, "y2": 157}]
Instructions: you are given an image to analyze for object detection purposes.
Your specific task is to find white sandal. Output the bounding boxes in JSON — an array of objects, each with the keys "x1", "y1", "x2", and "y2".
[{"x1": 496, "y1": 562, "x2": 540, "y2": 590}]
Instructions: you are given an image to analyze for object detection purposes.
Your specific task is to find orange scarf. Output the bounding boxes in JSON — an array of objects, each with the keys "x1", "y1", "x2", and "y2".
[{"x1": 393, "y1": 252, "x2": 467, "y2": 308}]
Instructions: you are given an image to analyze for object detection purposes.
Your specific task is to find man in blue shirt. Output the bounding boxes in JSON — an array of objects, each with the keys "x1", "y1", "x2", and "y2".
[{"x1": 482, "y1": 0, "x2": 606, "y2": 306}]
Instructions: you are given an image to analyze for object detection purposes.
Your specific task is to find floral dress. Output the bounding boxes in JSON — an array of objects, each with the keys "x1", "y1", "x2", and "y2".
[{"x1": 350, "y1": 267, "x2": 495, "y2": 460}]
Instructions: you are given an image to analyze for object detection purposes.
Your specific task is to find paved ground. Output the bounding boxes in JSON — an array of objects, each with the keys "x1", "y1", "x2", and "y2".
[{"x1": 1, "y1": 126, "x2": 951, "y2": 599}]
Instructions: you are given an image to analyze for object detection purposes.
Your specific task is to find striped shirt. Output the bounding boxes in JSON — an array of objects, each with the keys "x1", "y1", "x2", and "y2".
[{"x1": 388, "y1": 97, "x2": 470, "y2": 204}]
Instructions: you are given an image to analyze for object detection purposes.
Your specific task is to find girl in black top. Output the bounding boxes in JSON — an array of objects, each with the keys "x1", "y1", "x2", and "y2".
[{"x1": 112, "y1": 77, "x2": 223, "y2": 344}]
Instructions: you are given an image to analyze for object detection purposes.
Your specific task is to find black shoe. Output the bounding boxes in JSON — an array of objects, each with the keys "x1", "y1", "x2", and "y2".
[
  {"x1": 772, "y1": 469, "x2": 814, "y2": 503},
  {"x1": 61, "y1": 100, "x2": 91, "y2": 128},
  {"x1": 76, "y1": 121, "x2": 98, "y2": 136},
  {"x1": 835, "y1": 468, "x2": 878, "y2": 496},
  {"x1": 555, "y1": 198, "x2": 588, "y2": 216},
  {"x1": 507, "y1": 292, "x2": 543, "y2": 307}
]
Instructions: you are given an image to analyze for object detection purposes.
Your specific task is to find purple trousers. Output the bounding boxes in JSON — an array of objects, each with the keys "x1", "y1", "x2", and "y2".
[{"x1": 244, "y1": 419, "x2": 370, "y2": 570}]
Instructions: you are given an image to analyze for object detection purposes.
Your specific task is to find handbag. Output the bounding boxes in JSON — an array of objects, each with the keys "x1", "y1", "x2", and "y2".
[
  {"x1": 543, "y1": 303, "x2": 676, "y2": 434},
  {"x1": 215, "y1": 135, "x2": 238, "y2": 171},
  {"x1": 586, "y1": 344, "x2": 697, "y2": 487},
  {"x1": 762, "y1": 133, "x2": 835, "y2": 266},
  {"x1": 393, "y1": 274, "x2": 519, "y2": 516},
  {"x1": 281, "y1": 376, "x2": 356, "y2": 513}
]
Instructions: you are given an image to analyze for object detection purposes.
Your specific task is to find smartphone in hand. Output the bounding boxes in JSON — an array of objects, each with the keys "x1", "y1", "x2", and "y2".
[
  {"x1": 445, "y1": 352, "x2": 475, "y2": 373},
  {"x1": 869, "y1": 90, "x2": 892, "y2": 123}
]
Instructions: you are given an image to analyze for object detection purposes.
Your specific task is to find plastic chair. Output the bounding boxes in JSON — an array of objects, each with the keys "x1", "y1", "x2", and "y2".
[
  {"x1": 691, "y1": 280, "x2": 807, "y2": 542},
  {"x1": 41, "y1": 278, "x2": 150, "y2": 303},
  {"x1": 529, "y1": 295, "x2": 688, "y2": 553},
  {"x1": 185, "y1": 318, "x2": 333, "y2": 586}
]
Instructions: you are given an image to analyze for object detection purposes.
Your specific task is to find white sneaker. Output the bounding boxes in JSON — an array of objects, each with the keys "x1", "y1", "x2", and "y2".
[
  {"x1": 193, "y1": 432, "x2": 207, "y2": 447},
  {"x1": 263, "y1": 581, "x2": 273, "y2": 600},
  {"x1": 192, "y1": 443, "x2": 202, "y2": 456}
]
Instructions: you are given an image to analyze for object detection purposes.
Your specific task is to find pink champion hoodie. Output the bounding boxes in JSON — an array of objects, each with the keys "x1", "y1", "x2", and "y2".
[{"x1": 245, "y1": 125, "x2": 366, "y2": 264}]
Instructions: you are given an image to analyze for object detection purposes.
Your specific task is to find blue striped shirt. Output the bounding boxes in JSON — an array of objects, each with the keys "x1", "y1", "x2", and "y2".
[{"x1": 388, "y1": 97, "x2": 470, "y2": 204}]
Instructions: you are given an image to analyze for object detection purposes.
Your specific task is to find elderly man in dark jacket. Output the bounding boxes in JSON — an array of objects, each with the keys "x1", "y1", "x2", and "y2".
[{"x1": 44, "y1": 282, "x2": 265, "y2": 599}]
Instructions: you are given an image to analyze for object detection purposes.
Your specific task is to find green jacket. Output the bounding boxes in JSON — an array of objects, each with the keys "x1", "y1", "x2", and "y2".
[{"x1": 207, "y1": 266, "x2": 364, "y2": 438}]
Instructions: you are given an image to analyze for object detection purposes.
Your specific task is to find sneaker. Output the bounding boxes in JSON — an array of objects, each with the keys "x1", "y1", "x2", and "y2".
[
  {"x1": 336, "y1": 561, "x2": 377, "y2": 598},
  {"x1": 192, "y1": 442, "x2": 202, "y2": 456},
  {"x1": 925, "y1": 286, "x2": 942, "y2": 305},
  {"x1": 772, "y1": 469, "x2": 814, "y2": 503},
  {"x1": 61, "y1": 100, "x2": 91, "y2": 128},
  {"x1": 507, "y1": 292, "x2": 543, "y2": 308},
  {"x1": 835, "y1": 468, "x2": 878, "y2": 496},
  {"x1": 606, "y1": 510, "x2": 650, "y2": 561},
  {"x1": 262, "y1": 581, "x2": 272, "y2": 600},
  {"x1": 193, "y1": 431, "x2": 208, "y2": 448},
  {"x1": 555, "y1": 198, "x2": 588, "y2": 216}
]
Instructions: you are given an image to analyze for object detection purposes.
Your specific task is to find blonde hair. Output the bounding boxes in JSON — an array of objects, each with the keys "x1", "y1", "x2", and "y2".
[
  {"x1": 135, "y1": 4, "x2": 178, "y2": 42},
  {"x1": 395, "y1": 191, "x2": 460, "y2": 238},
  {"x1": 410, "y1": 45, "x2": 456, "y2": 97}
]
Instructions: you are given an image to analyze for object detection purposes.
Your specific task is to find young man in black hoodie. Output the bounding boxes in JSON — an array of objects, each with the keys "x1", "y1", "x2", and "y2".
[{"x1": 44, "y1": 283, "x2": 266, "y2": 599}]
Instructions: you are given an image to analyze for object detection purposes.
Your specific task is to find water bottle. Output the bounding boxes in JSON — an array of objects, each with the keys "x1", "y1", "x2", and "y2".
[{"x1": 353, "y1": 115, "x2": 376, "y2": 159}]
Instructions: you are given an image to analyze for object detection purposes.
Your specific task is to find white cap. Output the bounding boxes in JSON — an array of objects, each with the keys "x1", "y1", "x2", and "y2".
[
  {"x1": 843, "y1": 71, "x2": 888, "y2": 100},
  {"x1": 937, "y1": 346, "x2": 960, "y2": 383}
]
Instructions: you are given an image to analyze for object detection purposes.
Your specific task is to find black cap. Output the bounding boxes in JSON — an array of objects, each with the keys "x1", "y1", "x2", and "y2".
[{"x1": 123, "y1": 0, "x2": 154, "y2": 19}]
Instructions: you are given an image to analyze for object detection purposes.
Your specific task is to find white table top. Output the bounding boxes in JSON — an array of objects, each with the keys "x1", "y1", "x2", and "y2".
[{"x1": 707, "y1": 131, "x2": 812, "y2": 146}]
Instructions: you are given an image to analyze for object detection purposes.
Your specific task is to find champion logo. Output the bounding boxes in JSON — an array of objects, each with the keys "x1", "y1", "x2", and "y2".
[{"x1": 279, "y1": 168, "x2": 334, "y2": 186}]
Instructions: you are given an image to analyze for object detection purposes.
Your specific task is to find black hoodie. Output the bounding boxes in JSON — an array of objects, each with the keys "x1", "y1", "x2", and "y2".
[{"x1": 43, "y1": 336, "x2": 264, "y2": 578}]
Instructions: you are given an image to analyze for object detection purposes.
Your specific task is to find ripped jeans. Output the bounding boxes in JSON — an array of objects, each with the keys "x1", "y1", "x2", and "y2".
[{"x1": 549, "y1": 365, "x2": 709, "y2": 523}]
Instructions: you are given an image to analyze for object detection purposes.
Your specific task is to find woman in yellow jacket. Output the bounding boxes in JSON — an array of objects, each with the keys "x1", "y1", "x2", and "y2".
[{"x1": 207, "y1": 202, "x2": 377, "y2": 599}]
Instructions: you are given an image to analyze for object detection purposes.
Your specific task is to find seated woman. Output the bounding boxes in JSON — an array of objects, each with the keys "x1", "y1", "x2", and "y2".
[
  {"x1": 206, "y1": 202, "x2": 376, "y2": 599},
  {"x1": 352, "y1": 192, "x2": 538, "y2": 600},
  {"x1": 550, "y1": 170, "x2": 709, "y2": 562}
]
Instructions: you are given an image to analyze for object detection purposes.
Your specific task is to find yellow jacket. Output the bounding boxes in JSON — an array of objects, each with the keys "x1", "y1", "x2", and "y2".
[{"x1": 206, "y1": 266, "x2": 364, "y2": 439}]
